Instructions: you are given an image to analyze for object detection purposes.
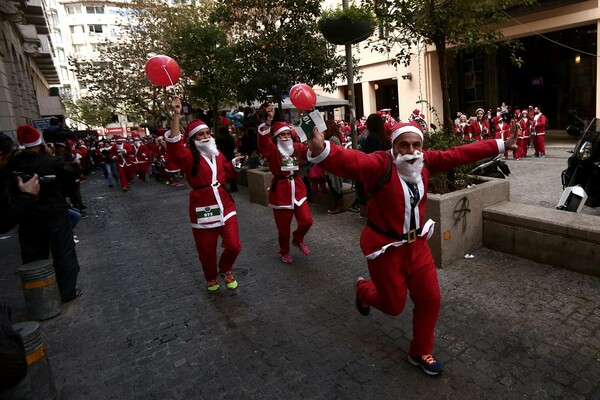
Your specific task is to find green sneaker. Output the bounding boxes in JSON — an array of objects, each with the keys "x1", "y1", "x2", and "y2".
[
  {"x1": 207, "y1": 280, "x2": 220, "y2": 292},
  {"x1": 220, "y1": 272, "x2": 238, "y2": 290}
]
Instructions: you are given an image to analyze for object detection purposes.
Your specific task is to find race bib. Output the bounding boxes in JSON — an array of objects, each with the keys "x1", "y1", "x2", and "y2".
[
  {"x1": 281, "y1": 157, "x2": 299, "y2": 171},
  {"x1": 195, "y1": 205, "x2": 224, "y2": 226}
]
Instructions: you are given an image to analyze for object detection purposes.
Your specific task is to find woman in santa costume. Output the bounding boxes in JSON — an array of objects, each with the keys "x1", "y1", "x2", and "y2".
[
  {"x1": 518, "y1": 110, "x2": 531, "y2": 159},
  {"x1": 306, "y1": 120, "x2": 518, "y2": 376},
  {"x1": 257, "y1": 104, "x2": 312, "y2": 264},
  {"x1": 166, "y1": 96, "x2": 243, "y2": 292},
  {"x1": 468, "y1": 108, "x2": 489, "y2": 141}
]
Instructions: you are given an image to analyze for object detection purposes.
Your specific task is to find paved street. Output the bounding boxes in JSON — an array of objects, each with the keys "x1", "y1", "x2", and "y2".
[{"x1": 1, "y1": 138, "x2": 600, "y2": 399}]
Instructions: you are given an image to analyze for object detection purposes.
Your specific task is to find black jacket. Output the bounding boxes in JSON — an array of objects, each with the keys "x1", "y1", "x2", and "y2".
[
  {"x1": 0, "y1": 169, "x2": 37, "y2": 233},
  {"x1": 6, "y1": 150, "x2": 75, "y2": 219}
]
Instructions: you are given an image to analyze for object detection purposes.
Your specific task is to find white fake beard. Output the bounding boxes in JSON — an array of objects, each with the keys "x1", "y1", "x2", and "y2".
[
  {"x1": 134, "y1": 141, "x2": 141, "y2": 148},
  {"x1": 277, "y1": 138, "x2": 294, "y2": 157},
  {"x1": 395, "y1": 151, "x2": 424, "y2": 184},
  {"x1": 117, "y1": 144, "x2": 124, "y2": 150},
  {"x1": 195, "y1": 137, "x2": 219, "y2": 157}
]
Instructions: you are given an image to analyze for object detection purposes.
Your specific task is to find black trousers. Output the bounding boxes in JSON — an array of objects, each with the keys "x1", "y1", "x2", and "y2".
[{"x1": 19, "y1": 211, "x2": 80, "y2": 302}]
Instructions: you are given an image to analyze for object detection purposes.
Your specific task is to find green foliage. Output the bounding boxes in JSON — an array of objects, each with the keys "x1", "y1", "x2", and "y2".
[
  {"x1": 369, "y1": 0, "x2": 537, "y2": 132},
  {"x1": 63, "y1": 97, "x2": 114, "y2": 129},
  {"x1": 210, "y1": 0, "x2": 347, "y2": 105},
  {"x1": 320, "y1": 2, "x2": 376, "y2": 24}
]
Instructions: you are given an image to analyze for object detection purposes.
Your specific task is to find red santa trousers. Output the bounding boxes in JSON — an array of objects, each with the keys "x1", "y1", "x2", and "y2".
[
  {"x1": 357, "y1": 238, "x2": 441, "y2": 357},
  {"x1": 116, "y1": 165, "x2": 129, "y2": 189},
  {"x1": 272, "y1": 203, "x2": 313, "y2": 255},
  {"x1": 520, "y1": 137, "x2": 530, "y2": 158},
  {"x1": 533, "y1": 134, "x2": 546, "y2": 156},
  {"x1": 191, "y1": 216, "x2": 241, "y2": 281}
]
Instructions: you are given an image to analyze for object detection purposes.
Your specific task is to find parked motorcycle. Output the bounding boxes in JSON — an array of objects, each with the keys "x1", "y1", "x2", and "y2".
[
  {"x1": 557, "y1": 116, "x2": 600, "y2": 212},
  {"x1": 468, "y1": 155, "x2": 511, "y2": 179}
]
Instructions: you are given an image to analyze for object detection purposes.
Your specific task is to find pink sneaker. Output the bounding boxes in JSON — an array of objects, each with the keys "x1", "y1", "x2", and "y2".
[
  {"x1": 292, "y1": 241, "x2": 311, "y2": 256},
  {"x1": 281, "y1": 254, "x2": 293, "y2": 263}
]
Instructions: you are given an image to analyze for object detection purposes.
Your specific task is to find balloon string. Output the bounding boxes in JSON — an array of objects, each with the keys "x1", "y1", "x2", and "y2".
[{"x1": 162, "y1": 66, "x2": 178, "y2": 96}]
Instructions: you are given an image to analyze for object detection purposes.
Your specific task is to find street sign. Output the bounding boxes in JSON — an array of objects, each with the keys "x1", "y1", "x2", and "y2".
[{"x1": 31, "y1": 118, "x2": 51, "y2": 130}]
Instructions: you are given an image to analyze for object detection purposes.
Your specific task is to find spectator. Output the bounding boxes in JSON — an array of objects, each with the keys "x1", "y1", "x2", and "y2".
[
  {"x1": 323, "y1": 120, "x2": 346, "y2": 214},
  {"x1": 7, "y1": 125, "x2": 82, "y2": 303},
  {"x1": 42, "y1": 117, "x2": 74, "y2": 144},
  {"x1": 215, "y1": 127, "x2": 238, "y2": 192}
]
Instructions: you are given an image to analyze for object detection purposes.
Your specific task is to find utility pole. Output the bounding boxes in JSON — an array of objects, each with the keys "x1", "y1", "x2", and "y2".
[{"x1": 342, "y1": 0, "x2": 358, "y2": 149}]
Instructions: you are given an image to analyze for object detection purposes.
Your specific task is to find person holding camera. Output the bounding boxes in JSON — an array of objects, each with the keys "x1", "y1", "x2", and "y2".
[
  {"x1": 0, "y1": 132, "x2": 40, "y2": 233},
  {"x1": 6, "y1": 125, "x2": 82, "y2": 303}
]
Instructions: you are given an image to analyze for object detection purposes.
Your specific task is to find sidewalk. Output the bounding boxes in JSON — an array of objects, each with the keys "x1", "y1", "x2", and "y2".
[{"x1": 1, "y1": 156, "x2": 599, "y2": 399}]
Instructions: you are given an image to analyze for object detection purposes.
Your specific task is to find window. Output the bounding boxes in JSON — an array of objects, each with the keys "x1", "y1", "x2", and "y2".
[
  {"x1": 70, "y1": 25, "x2": 84, "y2": 34},
  {"x1": 73, "y1": 44, "x2": 86, "y2": 54},
  {"x1": 57, "y1": 49, "x2": 66, "y2": 62},
  {"x1": 86, "y1": 6, "x2": 105, "y2": 14},
  {"x1": 66, "y1": 5, "x2": 82, "y2": 14},
  {"x1": 88, "y1": 25, "x2": 105, "y2": 34}
]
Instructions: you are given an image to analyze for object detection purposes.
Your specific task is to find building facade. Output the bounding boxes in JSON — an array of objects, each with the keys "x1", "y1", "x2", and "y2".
[
  {"x1": 0, "y1": 0, "x2": 61, "y2": 138},
  {"x1": 322, "y1": 0, "x2": 599, "y2": 130}
]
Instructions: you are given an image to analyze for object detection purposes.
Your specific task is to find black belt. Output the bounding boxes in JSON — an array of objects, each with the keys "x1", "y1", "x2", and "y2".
[
  {"x1": 193, "y1": 181, "x2": 226, "y2": 190},
  {"x1": 271, "y1": 175, "x2": 295, "y2": 191},
  {"x1": 366, "y1": 220, "x2": 422, "y2": 243}
]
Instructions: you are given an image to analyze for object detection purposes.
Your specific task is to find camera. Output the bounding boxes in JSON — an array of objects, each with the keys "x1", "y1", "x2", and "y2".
[{"x1": 12, "y1": 171, "x2": 57, "y2": 185}]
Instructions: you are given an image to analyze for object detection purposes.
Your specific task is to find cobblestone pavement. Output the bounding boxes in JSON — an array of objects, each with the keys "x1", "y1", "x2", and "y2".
[{"x1": 1, "y1": 141, "x2": 599, "y2": 399}]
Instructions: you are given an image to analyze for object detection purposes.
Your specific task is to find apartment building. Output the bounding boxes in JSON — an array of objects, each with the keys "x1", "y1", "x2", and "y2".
[{"x1": 0, "y1": 0, "x2": 61, "y2": 137}]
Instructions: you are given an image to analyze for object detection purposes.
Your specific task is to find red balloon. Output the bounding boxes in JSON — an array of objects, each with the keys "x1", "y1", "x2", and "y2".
[
  {"x1": 145, "y1": 55, "x2": 181, "y2": 87},
  {"x1": 289, "y1": 83, "x2": 317, "y2": 110}
]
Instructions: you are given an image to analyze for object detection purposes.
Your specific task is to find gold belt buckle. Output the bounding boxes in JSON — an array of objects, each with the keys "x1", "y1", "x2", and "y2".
[
  {"x1": 211, "y1": 181, "x2": 220, "y2": 188},
  {"x1": 407, "y1": 229, "x2": 417, "y2": 243}
]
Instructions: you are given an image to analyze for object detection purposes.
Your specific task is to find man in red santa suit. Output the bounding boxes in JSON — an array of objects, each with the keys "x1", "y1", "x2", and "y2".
[
  {"x1": 257, "y1": 105, "x2": 312, "y2": 264},
  {"x1": 493, "y1": 116, "x2": 510, "y2": 158},
  {"x1": 109, "y1": 135, "x2": 135, "y2": 192},
  {"x1": 167, "y1": 96, "x2": 243, "y2": 292},
  {"x1": 306, "y1": 120, "x2": 518, "y2": 376},
  {"x1": 532, "y1": 106, "x2": 547, "y2": 157},
  {"x1": 132, "y1": 132, "x2": 150, "y2": 182}
]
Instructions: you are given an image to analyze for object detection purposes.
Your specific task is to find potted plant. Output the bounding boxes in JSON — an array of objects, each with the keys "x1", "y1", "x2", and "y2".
[{"x1": 318, "y1": 3, "x2": 376, "y2": 46}]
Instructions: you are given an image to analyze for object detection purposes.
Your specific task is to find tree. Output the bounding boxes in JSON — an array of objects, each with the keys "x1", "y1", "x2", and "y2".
[
  {"x1": 211, "y1": 0, "x2": 347, "y2": 109},
  {"x1": 63, "y1": 97, "x2": 114, "y2": 129},
  {"x1": 372, "y1": 0, "x2": 535, "y2": 134},
  {"x1": 69, "y1": 0, "x2": 209, "y2": 130},
  {"x1": 168, "y1": 23, "x2": 238, "y2": 130}
]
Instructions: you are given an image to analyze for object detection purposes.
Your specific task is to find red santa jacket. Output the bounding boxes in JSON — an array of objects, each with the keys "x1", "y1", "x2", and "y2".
[
  {"x1": 257, "y1": 123, "x2": 309, "y2": 209},
  {"x1": 519, "y1": 118, "x2": 531, "y2": 138},
  {"x1": 467, "y1": 119, "x2": 490, "y2": 141},
  {"x1": 308, "y1": 139, "x2": 504, "y2": 258},
  {"x1": 109, "y1": 143, "x2": 135, "y2": 167},
  {"x1": 494, "y1": 120, "x2": 510, "y2": 140},
  {"x1": 533, "y1": 113, "x2": 547, "y2": 134},
  {"x1": 133, "y1": 143, "x2": 150, "y2": 164},
  {"x1": 165, "y1": 131, "x2": 238, "y2": 229}
]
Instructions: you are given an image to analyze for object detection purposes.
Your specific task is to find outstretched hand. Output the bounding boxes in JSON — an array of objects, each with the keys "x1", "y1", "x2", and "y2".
[
  {"x1": 308, "y1": 127, "x2": 326, "y2": 156},
  {"x1": 505, "y1": 120, "x2": 519, "y2": 151}
]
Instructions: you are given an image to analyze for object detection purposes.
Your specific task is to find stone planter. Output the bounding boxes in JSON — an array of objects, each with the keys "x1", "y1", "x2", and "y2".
[
  {"x1": 426, "y1": 176, "x2": 509, "y2": 268},
  {"x1": 318, "y1": 17, "x2": 375, "y2": 45},
  {"x1": 247, "y1": 167, "x2": 272, "y2": 207}
]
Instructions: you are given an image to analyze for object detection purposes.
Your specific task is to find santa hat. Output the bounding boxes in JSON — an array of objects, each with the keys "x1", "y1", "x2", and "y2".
[
  {"x1": 271, "y1": 122, "x2": 291, "y2": 137},
  {"x1": 412, "y1": 109, "x2": 420, "y2": 116},
  {"x1": 17, "y1": 125, "x2": 42, "y2": 148},
  {"x1": 391, "y1": 122, "x2": 424, "y2": 143},
  {"x1": 184, "y1": 119, "x2": 209, "y2": 142},
  {"x1": 475, "y1": 108, "x2": 484, "y2": 114},
  {"x1": 493, "y1": 116, "x2": 502, "y2": 123},
  {"x1": 115, "y1": 135, "x2": 125, "y2": 142},
  {"x1": 131, "y1": 132, "x2": 141, "y2": 139},
  {"x1": 514, "y1": 109, "x2": 521, "y2": 116}
]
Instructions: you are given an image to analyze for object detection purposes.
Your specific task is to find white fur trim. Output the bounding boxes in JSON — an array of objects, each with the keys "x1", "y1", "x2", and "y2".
[
  {"x1": 391, "y1": 125, "x2": 423, "y2": 143},
  {"x1": 495, "y1": 139, "x2": 505, "y2": 154},
  {"x1": 188, "y1": 124, "x2": 208, "y2": 137},
  {"x1": 306, "y1": 140, "x2": 331, "y2": 163},
  {"x1": 23, "y1": 137, "x2": 43, "y2": 148},
  {"x1": 164, "y1": 130, "x2": 181, "y2": 143},
  {"x1": 273, "y1": 125, "x2": 290, "y2": 137},
  {"x1": 258, "y1": 123, "x2": 271, "y2": 136}
]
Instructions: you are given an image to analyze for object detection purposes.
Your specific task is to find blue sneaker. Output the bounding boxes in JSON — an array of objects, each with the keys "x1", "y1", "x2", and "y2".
[{"x1": 408, "y1": 354, "x2": 443, "y2": 376}]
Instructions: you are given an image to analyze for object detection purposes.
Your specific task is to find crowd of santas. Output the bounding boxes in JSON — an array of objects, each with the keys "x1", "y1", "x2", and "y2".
[
  {"x1": 454, "y1": 104, "x2": 548, "y2": 159},
  {"x1": 85, "y1": 131, "x2": 184, "y2": 192}
]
